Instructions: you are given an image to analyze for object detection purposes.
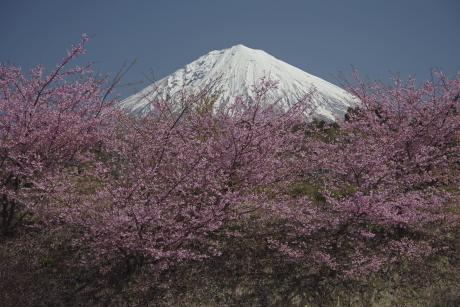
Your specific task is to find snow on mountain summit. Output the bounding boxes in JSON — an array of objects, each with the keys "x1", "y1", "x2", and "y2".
[{"x1": 118, "y1": 45, "x2": 356, "y2": 121}]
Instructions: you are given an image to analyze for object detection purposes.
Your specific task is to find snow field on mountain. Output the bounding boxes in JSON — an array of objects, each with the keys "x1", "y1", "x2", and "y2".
[{"x1": 118, "y1": 45, "x2": 356, "y2": 121}]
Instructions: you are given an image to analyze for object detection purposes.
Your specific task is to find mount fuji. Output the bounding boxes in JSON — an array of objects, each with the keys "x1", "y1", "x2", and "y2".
[{"x1": 118, "y1": 45, "x2": 356, "y2": 121}]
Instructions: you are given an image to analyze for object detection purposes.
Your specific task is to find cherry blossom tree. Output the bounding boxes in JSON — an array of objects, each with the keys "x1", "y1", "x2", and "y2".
[
  {"x1": 271, "y1": 70, "x2": 460, "y2": 277},
  {"x1": 0, "y1": 35, "x2": 119, "y2": 235},
  {"x1": 53, "y1": 78, "x2": 313, "y2": 277}
]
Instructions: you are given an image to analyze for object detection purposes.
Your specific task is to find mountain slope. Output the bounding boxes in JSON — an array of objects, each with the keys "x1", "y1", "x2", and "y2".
[{"x1": 118, "y1": 45, "x2": 356, "y2": 121}]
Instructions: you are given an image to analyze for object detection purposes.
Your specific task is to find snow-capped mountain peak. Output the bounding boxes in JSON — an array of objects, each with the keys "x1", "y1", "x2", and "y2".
[{"x1": 118, "y1": 45, "x2": 356, "y2": 121}]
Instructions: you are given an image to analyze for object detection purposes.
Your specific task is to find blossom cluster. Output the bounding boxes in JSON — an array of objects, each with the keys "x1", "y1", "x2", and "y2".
[{"x1": 1, "y1": 36, "x2": 459, "y2": 282}]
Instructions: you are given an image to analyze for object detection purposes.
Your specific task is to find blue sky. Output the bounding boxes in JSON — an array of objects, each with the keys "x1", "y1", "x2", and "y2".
[{"x1": 1, "y1": 0, "x2": 459, "y2": 100}]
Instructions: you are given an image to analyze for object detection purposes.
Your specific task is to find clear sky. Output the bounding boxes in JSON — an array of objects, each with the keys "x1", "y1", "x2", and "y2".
[{"x1": 1, "y1": 0, "x2": 459, "y2": 100}]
